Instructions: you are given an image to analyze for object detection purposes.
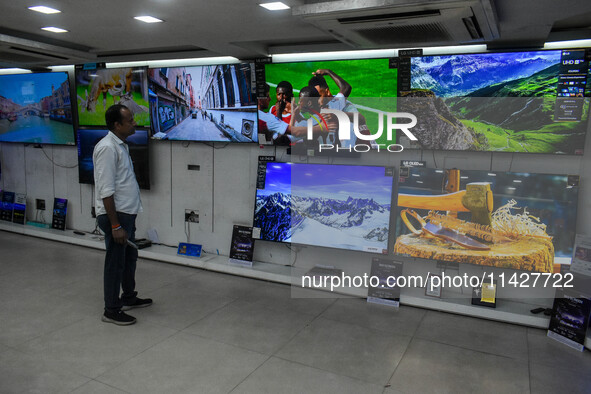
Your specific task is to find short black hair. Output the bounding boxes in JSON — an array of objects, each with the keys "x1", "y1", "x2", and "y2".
[
  {"x1": 263, "y1": 83, "x2": 270, "y2": 94},
  {"x1": 276, "y1": 81, "x2": 293, "y2": 96},
  {"x1": 299, "y1": 85, "x2": 320, "y2": 98},
  {"x1": 105, "y1": 104, "x2": 129, "y2": 130},
  {"x1": 308, "y1": 75, "x2": 328, "y2": 89}
]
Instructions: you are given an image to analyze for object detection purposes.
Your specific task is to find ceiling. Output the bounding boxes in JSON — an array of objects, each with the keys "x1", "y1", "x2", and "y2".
[{"x1": 1, "y1": 0, "x2": 591, "y2": 69}]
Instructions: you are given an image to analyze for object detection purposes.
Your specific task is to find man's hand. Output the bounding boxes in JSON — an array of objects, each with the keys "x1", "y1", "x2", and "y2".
[
  {"x1": 112, "y1": 227, "x2": 128, "y2": 245},
  {"x1": 312, "y1": 69, "x2": 330, "y2": 76},
  {"x1": 322, "y1": 113, "x2": 338, "y2": 132}
]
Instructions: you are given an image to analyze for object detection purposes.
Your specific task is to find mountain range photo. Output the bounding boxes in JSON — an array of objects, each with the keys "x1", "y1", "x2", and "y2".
[
  {"x1": 405, "y1": 51, "x2": 588, "y2": 153},
  {"x1": 253, "y1": 163, "x2": 393, "y2": 253},
  {"x1": 254, "y1": 192, "x2": 390, "y2": 253}
]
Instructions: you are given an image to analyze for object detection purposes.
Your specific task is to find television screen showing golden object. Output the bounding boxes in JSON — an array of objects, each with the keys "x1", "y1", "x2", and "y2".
[{"x1": 394, "y1": 168, "x2": 578, "y2": 273}]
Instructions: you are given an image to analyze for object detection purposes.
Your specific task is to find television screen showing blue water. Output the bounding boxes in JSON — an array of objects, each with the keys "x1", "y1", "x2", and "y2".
[
  {"x1": 0, "y1": 72, "x2": 75, "y2": 145},
  {"x1": 254, "y1": 162, "x2": 393, "y2": 254}
]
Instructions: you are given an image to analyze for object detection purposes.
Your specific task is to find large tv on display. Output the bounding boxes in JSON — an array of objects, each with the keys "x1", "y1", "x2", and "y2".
[
  {"x1": 254, "y1": 162, "x2": 394, "y2": 254},
  {"x1": 0, "y1": 72, "x2": 75, "y2": 145},
  {"x1": 76, "y1": 67, "x2": 150, "y2": 127},
  {"x1": 263, "y1": 58, "x2": 397, "y2": 148},
  {"x1": 148, "y1": 63, "x2": 257, "y2": 142},
  {"x1": 393, "y1": 167, "x2": 579, "y2": 273},
  {"x1": 76, "y1": 128, "x2": 150, "y2": 190},
  {"x1": 401, "y1": 49, "x2": 589, "y2": 154}
]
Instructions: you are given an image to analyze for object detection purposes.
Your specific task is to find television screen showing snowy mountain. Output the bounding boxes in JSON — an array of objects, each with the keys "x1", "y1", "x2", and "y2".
[
  {"x1": 254, "y1": 162, "x2": 393, "y2": 254},
  {"x1": 404, "y1": 50, "x2": 589, "y2": 154}
]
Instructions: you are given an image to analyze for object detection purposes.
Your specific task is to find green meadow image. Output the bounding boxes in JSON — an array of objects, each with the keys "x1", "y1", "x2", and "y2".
[
  {"x1": 76, "y1": 67, "x2": 150, "y2": 127},
  {"x1": 408, "y1": 51, "x2": 589, "y2": 154}
]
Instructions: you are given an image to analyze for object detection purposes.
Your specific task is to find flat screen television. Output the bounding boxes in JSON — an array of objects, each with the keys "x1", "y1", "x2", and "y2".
[
  {"x1": 148, "y1": 63, "x2": 257, "y2": 142},
  {"x1": 262, "y1": 58, "x2": 398, "y2": 149},
  {"x1": 254, "y1": 162, "x2": 394, "y2": 254},
  {"x1": 0, "y1": 72, "x2": 75, "y2": 145},
  {"x1": 76, "y1": 128, "x2": 150, "y2": 189},
  {"x1": 401, "y1": 49, "x2": 589, "y2": 154},
  {"x1": 393, "y1": 167, "x2": 579, "y2": 273},
  {"x1": 76, "y1": 67, "x2": 150, "y2": 127}
]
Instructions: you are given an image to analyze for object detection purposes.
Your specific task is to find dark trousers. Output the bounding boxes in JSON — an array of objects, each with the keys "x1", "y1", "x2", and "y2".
[{"x1": 97, "y1": 213, "x2": 138, "y2": 312}]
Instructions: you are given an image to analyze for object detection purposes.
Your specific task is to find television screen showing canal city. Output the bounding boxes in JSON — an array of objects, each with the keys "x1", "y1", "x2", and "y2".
[
  {"x1": 0, "y1": 72, "x2": 75, "y2": 145},
  {"x1": 148, "y1": 64, "x2": 257, "y2": 142}
]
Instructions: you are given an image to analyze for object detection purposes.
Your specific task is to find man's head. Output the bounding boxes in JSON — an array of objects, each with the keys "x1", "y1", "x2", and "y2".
[
  {"x1": 258, "y1": 83, "x2": 271, "y2": 110},
  {"x1": 276, "y1": 81, "x2": 293, "y2": 103},
  {"x1": 308, "y1": 75, "x2": 331, "y2": 98},
  {"x1": 298, "y1": 86, "x2": 321, "y2": 113},
  {"x1": 105, "y1": 104, "x2": 136, "y2": 140}
]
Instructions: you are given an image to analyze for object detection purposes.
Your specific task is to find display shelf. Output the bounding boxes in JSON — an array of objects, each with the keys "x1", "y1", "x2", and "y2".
[
  {"x1": 1, "y1": 220, "x2": 590, "y2": 348},
  {"x1": 400, "y1": 284, "x2": 551, "y2": 328},
  {"x1": 0, "y1": 221, "x2": 293, "y2": 285}
]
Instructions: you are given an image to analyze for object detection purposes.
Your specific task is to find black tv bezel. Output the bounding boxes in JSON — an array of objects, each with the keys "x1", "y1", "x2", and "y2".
[
  {"x1": 76, "y1": 126, "x2": 151, "y2": 190},
  {"x1": 401, "y1": 47, "x2": 591, "y2": 156},
  {"x1": 252, "y1": 160, "x2": 396, "y2": 255},
  {"x1": 147, "y1": 62, "x2": 258, "y2": 144},
  {"x1": 0, "y1": 71, "x2": 76, "y2": 147}
]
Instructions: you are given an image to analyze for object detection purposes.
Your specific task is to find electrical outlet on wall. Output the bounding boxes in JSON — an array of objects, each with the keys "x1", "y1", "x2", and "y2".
[
  {"x1": 35, "y1": 199, "x2": 46, "y2": 210},
  {"x1": 185, "y1": 209, "x2": 199, "y2": 223}
]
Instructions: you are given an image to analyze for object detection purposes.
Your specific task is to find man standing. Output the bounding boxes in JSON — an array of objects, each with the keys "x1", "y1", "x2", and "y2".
[
  {"x1": 271, "y1": 81, "x2": 294, "y2": 124},
  {"x1": 94, "y1": 104, "x2": 152, "y2": 325},
  {"x1": 309, "y1": 69, "x2": 375, "y2": 148},
  {"x1": 258, "y1": 83, "x2": 335, "y2": 145}
]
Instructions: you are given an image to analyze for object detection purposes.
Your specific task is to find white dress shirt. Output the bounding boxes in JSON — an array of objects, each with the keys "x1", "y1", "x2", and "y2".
[
  {"x1": 93, "y1": 131, "x2": 142, "y2": 216},
  {"x1": 258, "y1": 110, "x2": 288, "y2": 141}
]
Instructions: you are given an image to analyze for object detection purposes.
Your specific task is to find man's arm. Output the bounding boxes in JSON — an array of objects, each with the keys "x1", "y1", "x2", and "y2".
[
  {"x1": 102, "y1": 195, "x2": 127, "y2": 244},
  {"x1": 313, "y1": 69, "x2": 352, "y2": 98},
  {"x1": 94, "y1": 144, "x2": 127, "y2": 245},
  {"x1": 287, "y1": 108, "x2": 337, "y2": 138}
]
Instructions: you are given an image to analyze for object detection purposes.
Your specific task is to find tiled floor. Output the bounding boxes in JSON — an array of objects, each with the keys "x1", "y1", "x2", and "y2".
[{"x1": 1, "y1": 231, "x2": 590, "y2": 394}]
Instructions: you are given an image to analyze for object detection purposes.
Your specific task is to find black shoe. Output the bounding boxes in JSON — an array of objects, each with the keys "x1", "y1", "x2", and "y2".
[
  {"x1": 122, "y1": 297, "x2": 153, "y2": 311},
  {"x1": 102, "y1": 310, "x2": 136, "y2": 326}
]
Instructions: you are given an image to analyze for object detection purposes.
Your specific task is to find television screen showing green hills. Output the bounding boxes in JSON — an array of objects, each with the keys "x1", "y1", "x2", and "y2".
[{"x1": 406, "y1": 50, "x2": 588, "y2": 154}]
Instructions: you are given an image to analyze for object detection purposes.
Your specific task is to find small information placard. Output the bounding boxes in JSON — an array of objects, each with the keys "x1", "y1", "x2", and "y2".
[
  {"x1": 229, "y1": 225, "x2": 255, "y2": 268},
  {"x1": 177, "y1": 243, "x2": 202, "y2": 257}
]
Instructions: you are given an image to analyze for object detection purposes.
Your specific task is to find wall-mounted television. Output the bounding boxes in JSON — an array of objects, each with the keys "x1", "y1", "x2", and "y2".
[
  {"x1": 253, "y1": 162, "x2": 394, "y2": 254},
  {"x1": 400, "y1": 49, "x2": 589, "y2": 154},
  {"x1": 262, "y1": 58, "x2": 398, "y2": 148},
  {"x1": 148, "y1": 63, "x2": 257, "y2": 142},
  {"x1": 76, "y1": 128, "x2": 150, "y2": 190},
  {"x1": 0, "y1": 72, "x2": 75, "y2": 145},
  {"x1": 76, "y1": 67, "x2": 150, "y2": 127},
  {"x1": 394, "y1": 167, "x2": 579, "y2": 273}
]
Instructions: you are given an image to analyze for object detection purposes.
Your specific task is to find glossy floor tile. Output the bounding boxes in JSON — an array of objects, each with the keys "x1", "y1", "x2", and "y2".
[{"x1": 1, "y1": 231, "x2": 591, "y2": 393}]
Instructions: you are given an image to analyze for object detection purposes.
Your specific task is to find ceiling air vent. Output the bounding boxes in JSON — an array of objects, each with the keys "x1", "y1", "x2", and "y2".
[
  {"x1": 292, "y1": 0, "x2": 499, "y2": 48},
  {"x1": 355, "y1": 23, "x2": 452, "y2": 46}
]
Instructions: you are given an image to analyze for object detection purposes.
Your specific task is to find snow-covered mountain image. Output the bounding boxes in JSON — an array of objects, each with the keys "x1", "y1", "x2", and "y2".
[
  {"x1": 254, "y1": 163, "x2": 393, "y2": 253},
  {"x1": 411, "y1": 51, "x2": 561, "y2": 97}
]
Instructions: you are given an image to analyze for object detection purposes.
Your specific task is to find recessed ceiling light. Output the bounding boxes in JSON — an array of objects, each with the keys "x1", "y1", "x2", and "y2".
[
  {"x1": 41, "y1": 26, "x2": 68, "y2": 33},
  {"x1": 28, "y1": 6, "x2": 61, "y2": 14},
  {"x1": 259, "y1": 2, "x2": 290, "y2": 11},
  {"x1": 134, "y1": 16, "x2": 163, "y2": 23}
]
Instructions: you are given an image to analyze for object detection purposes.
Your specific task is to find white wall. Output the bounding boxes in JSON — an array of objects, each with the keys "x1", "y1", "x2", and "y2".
[{"x1": 1, "y1": 122, "x2": 589, "y2": 271}]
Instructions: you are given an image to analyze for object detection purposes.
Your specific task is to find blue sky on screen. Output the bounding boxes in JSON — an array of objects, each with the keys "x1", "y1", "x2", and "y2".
[
  {"x1": 0, "y1": 72, "x2": 69, "y2": 105},
  {"x1": 292, "y1": 164, "x2": 392, "y2": 205}
]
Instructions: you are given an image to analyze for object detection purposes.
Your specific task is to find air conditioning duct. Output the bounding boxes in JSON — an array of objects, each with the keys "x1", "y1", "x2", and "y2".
[{"x1": 292, "y1": 0, "x2": 499, "y2": 48}]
